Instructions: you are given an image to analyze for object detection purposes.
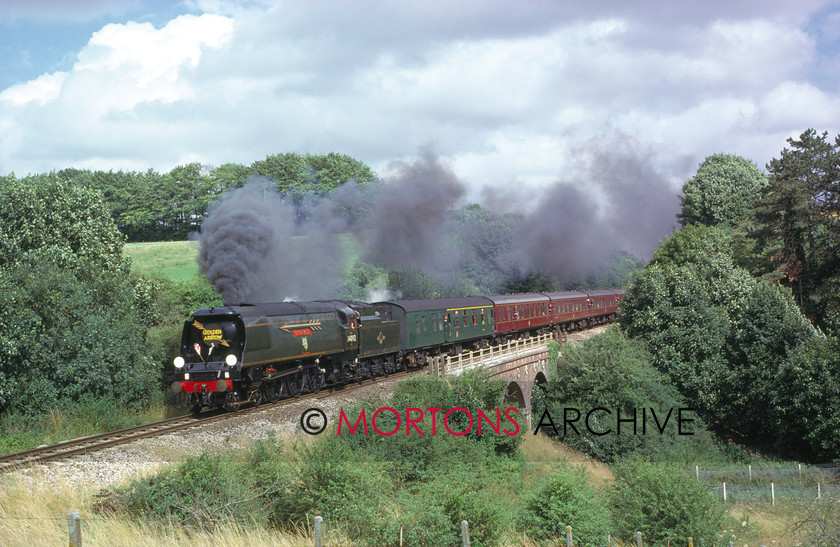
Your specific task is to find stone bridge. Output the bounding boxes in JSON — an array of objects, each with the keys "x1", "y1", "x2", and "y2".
[{"x1": 426, "y1": 333, "x2": 558, "y2": 427}]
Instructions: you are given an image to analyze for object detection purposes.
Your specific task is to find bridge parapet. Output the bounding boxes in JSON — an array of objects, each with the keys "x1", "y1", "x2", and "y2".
[
  {"x1": 427, "y1": 333, "x2": 556, "y2": 427},
  {"x1": 426, "y1": 332, "x2": 555, "y2": 378}
]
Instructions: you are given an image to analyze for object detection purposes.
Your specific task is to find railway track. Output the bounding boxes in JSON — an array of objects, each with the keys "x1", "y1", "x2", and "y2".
[{"x1": 0, "y1": 370, "x2": 413, "y2": 473}]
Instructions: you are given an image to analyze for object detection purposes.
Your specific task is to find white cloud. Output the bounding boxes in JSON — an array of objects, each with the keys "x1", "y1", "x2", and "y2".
[
  {"x1": 0, "y1": 71, "x2": 67, "y2": 106},
  {"x1": 1, "y1": 1, "x2": 839, "y2": 191}
]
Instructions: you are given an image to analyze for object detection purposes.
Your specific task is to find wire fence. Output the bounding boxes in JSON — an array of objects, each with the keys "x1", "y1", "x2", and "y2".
[{"x1": 689, "y1": 463, "x2": 840, "y2": 504}]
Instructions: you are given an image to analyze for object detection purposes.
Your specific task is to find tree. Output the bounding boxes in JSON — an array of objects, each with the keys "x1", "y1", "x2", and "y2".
[
  {"x1": 0, "y1": 175, "x2": 158, "y2": 414},
  {"x1": 619, "y1": 225, "x2": 821, "y2": 455},
  {"x1": 751, "y1": 129, "x2": 840, "y2": 320},
  {"x1": 209, "y1": 162, "x2": 253, "y2": 190},
  {"x1": 678, "y1": 153, "x2": 768, "y2": 227},
  {"x1": 0, "y1": 174, "x2": 128, "y2": 275},
  {"x1": 251, "y1": 152, "x2": 375, "y2": 195},
  {"x1": 772, "y1": 335, "x2": 840, "y2": 461},
  {"x1": 535, "y1": 328, "x2": 698, "y2": 462}
]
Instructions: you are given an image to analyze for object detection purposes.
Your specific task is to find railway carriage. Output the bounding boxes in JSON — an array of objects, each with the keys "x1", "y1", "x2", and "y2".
[
  {"x1": 545, "y1": 291, "x2": 591, "y2": 329},
  {"x1": 584, "y1": 289, "x2": 624, "y2": 323},
  {"x1": 486, "y1": 293, "x2": 551, "y2": 340},
  {"x1": 373, "y1": 296, "x2": 495, "y2": 366}
]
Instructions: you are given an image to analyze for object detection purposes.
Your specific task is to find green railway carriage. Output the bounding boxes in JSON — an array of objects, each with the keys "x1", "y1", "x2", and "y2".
[{"x1": 374, "y1": 296, "x2": 495, "y2": 353}]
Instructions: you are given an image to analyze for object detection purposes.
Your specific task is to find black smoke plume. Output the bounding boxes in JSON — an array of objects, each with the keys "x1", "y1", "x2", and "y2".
[
  {"x1": 198, "y1": 177, "x2": 348, "y2": 304},
  {"x1": 363, "y1": 152, "x2": 466, "y2": 279},
  {"x1": 198, "y1": 136, "x2": 679, "y2": 302},
  {"x1": 499, "y1": 134, "x2": 680, "y2": 282}
]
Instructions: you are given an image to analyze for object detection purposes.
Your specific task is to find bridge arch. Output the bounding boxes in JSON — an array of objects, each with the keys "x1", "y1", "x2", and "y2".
[{"x1": 504, "y1": 381, "x2": 526, "y2": 410}]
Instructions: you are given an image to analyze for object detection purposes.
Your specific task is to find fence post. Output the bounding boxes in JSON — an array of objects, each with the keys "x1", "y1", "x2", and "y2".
[
  {"x1": 566, "y1": 525, "x2": 573, "y2": 547},
  {"x1": 695, "y1": 465, "x2": 699, "y2": 480},
  {"x1": 636, "y1": 530, "x2": 642, "y2": 546},
  {"x1": 749, "y1": 464, "x2": 752, "y2": 481},
  {"x1": 798, "y1": 463, "x2": 802, "y2": 483},
  {"x1": 314, "y1": 515, "x2": 323, "y2": 547},
  {"x1": 723, "y1": 481, "x2": 727, "y2": 503},
  {"x1": 818, "y1": 482, "x2": 822, "y2": 501},
  {"x1": 771, "y1": 482, "x2": 775, "y2": 506},
  {"x1": 688, "y1": 537, "x2": 693, "y2": 547},
  {"x1": 400, "y1": 525, "x2": 403, "y2": 546},
  {"x1": 68, "y1": 511, "x2": 82, "y2": 547},
  {"x1": 461, "y1": 520, "x2": 471, "y2": 547}
]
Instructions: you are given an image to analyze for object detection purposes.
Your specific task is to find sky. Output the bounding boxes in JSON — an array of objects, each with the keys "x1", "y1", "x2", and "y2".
[{"x1": 2, "y1": 0, "x2": 840, "y2": 200}]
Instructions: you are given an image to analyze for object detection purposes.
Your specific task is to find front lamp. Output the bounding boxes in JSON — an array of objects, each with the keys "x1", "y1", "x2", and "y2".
[
  {"x1": 174, "y1": 356, "x2": 185, "y2": 369},
  {"x1": 225, "y1": 354, "x2": 237, "y2": 367}
]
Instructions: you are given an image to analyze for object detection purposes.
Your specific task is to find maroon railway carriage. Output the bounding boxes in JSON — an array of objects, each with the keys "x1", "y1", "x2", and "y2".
[
  {"x1": 544, "y1": 291, "x2": 591, "y2": 328},
  {"x1": 486, "y1": 293, "x2": 551, "y2": 338},
  {"x1": 586, "y1": 289, "x2": 624, "y2": 321}
]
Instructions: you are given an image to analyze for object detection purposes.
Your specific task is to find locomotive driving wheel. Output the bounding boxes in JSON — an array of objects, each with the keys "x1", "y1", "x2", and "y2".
[
  {"x1": 306, "y1": 368, "x2": 325, "y2": 393},
  {"x1": 264, "y1": 380, "x2": 281, "y2": 403},
  {"x1": 284, "y1": 373, "x2": 303, "y2": 398}
]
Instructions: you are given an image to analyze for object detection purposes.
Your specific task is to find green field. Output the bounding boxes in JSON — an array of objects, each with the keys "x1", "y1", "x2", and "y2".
[
  {"x1": 125, "y1": 235, "x2": 360, "y2": 282},
  {"x1": 124, "y1": 241, "x2": 200, "y2": 281}
]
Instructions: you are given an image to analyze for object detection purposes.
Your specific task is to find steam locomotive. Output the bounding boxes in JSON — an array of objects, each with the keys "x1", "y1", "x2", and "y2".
[{"x1": 171, "y1": 290, "x2": 624, "y2": 411}]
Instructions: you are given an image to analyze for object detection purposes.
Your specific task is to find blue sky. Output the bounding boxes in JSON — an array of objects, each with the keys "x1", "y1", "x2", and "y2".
[{"x1": 1, "y1": 0, "x2": 839, "y2": 199}]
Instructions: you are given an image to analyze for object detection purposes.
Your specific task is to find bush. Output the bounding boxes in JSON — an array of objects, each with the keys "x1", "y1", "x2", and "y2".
[
  {"x1": 519, "y1": 465, "x2": 612, "y2": 545},
  {"x1": 414, "y1": 466, "x2": 508, "y2": 546},
  {"x1": 610, "y1": 458, "x2": 725, "y2": 545},
  {"x1": 535, "y1": 328, "x2": 707, "y2": 463},
  {"x1": 269, "y1": 436, "x2": 393, "y2": 539},
  {"x1": 107, "y1": 449, "x2": 273, "y2": 529}
]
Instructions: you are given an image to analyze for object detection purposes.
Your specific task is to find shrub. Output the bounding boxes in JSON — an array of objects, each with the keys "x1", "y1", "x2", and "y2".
[
  {"x1": 519, "y1": 465, "x2": 612, "y2": 545},
  {"x1": 610, "y1": 458, "x2": 725, "y2": 545},
  {"x1": 107, "y1": 451, "x2": 270, "y2": 529},
  {"x1": 269, "y1": 436, "x2": 393, "y2": 539},
  {"x1": 416, "y1": 466, "x2": 508, "y2": 546},
  {"x1": 535, "y1": 327, "x2": 705, "y2": 463}
]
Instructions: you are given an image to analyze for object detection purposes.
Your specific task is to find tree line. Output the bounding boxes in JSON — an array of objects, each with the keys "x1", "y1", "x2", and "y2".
[{"x1": 0, "y1": 152, "x2": 376, "y2": 242}]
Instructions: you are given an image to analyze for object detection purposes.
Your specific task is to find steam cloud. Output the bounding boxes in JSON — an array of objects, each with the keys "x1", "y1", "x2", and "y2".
[{"x1": 198, "y1": 135, "x2": 679, "y2": 304}]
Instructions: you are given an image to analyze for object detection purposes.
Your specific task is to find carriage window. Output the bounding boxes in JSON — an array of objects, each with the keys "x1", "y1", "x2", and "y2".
[
  {"x1": 416, "y1": 318, "x2": 421, "y2": 334},
  {"x1": 472, "y1": 313, "x2": 477, "y2": 326},
  {"x1": 431, "y1": 313, "x2": 436, "y2": 331},
  {"x1": 481, "y1": 309, "x2": 486, "y2": 324}
]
